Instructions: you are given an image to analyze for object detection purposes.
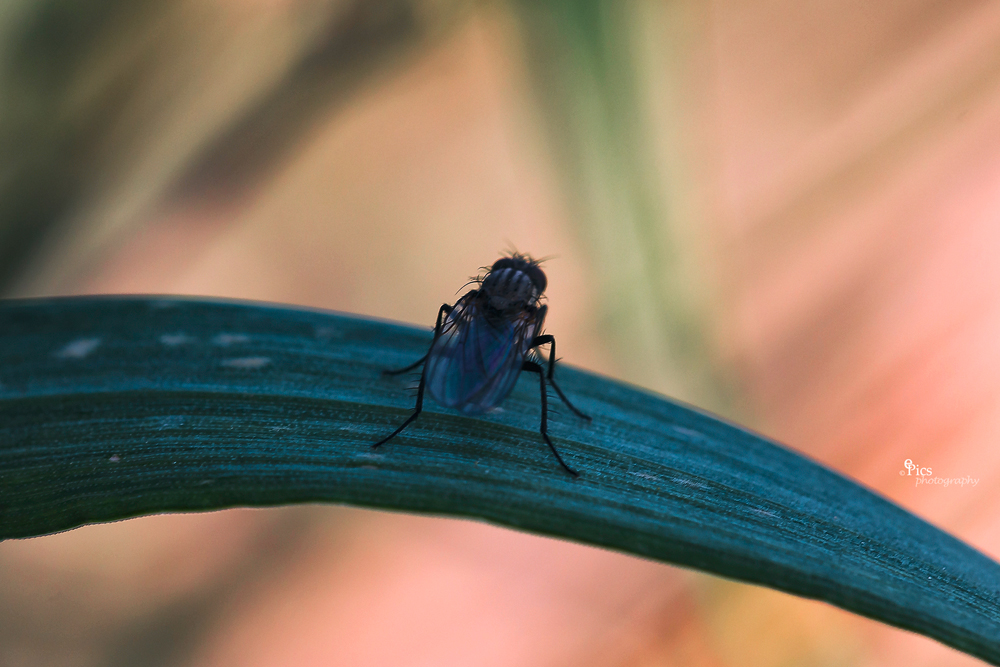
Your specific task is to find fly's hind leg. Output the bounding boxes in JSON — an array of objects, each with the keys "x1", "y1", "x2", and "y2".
[
  {"x1": 530, "y1": 334, "x2": 591, "y2": 422},
  {"x1": 374, "y1": 303, "x2": 453, "y2": 448},
  {"x1": 522, "y1": 360, "x2": 579, "y2": 477}
]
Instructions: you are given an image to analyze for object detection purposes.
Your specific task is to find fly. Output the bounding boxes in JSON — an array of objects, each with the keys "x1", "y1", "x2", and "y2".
[{"x1": 373, "y1": 253, "x2": 591, "y2": 476}]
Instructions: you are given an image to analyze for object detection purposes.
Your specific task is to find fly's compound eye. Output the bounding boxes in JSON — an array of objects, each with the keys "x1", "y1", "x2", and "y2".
[{"x1": 523, "y1": 264, "x2": 546, "y2": 294}]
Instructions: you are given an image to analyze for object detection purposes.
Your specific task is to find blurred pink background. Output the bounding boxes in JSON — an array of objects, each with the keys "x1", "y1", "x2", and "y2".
[{"x1": 2, "y1": 1, "x2": 999, "y2": 665}]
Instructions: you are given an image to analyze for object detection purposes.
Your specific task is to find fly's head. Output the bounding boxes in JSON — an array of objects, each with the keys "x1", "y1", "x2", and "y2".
[{"x1": 480, "y1": 254, "x2": 546, "y2": 313}]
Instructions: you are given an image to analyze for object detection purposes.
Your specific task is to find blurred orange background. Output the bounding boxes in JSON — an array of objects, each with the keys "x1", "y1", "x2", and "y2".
[{"x1": 1, "y1": 1, "x2": 999, "y2": 665}]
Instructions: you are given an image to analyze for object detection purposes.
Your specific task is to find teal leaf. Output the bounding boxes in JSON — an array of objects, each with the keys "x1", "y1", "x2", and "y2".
[{"x1": 1, "y1": 297, "x2": 998, "y2": 662}]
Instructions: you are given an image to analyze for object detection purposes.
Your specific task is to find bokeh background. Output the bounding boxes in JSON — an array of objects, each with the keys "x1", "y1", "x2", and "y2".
[{"x1": 2, "y1": 0, "x2": 999, "y2": 665}]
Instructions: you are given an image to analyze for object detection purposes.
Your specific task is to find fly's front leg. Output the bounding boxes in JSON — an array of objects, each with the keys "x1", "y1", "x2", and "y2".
[
  {"x1": 373, "y1": 370, "x2": 427, "y2": 449},
  {"x1": 382, "y1": 355, "x2": 426, "y2": 376},
  {"x1": 383, "y1": 303, "x2": 454, "y2": 376},
  {"x1": 530, "y1": 334, "x2": 591, "y2": 421},
  {"x1": 374, "y1": 302, "x2": 453, "y2": 448},
  {"x1": 522, "y1": 360, "x2": 579, "y2": 477}
]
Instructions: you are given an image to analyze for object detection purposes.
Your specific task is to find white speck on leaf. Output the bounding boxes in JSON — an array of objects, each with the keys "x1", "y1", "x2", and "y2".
[
  {"x1": 159, "y1": 416, "x2": 185, "y2": 429},
  {"x1": 56, "y1": 338, "x2": 101, "y2": 359},
  {"x1": 671, "y1": 476, "x2": 708, "y2": 490},
  {"x1": 213, "y1": 333, "x2": 250, "y2": 346},
  {"x1": 314, "y1": 326, "x2": 343, "y2": 339},
  {"x1": 109, "y1": 455, "x2": 120, "y2": 463},
  {"x1": 160, "y1": 333, "x2": 195, "y2": 346},
  {"x1": 221, "y1": 356, "x2": 271, "y2": 369}
]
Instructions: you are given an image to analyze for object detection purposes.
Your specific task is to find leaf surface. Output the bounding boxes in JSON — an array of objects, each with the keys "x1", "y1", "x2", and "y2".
[{"x1": 1, "y1": 297, "x2": 998, "y2": 662}]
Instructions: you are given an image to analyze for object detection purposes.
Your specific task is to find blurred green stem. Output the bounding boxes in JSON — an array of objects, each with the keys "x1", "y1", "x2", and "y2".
[{"x1": 510, "y1": 0, "x2": 724, "y2": 408}]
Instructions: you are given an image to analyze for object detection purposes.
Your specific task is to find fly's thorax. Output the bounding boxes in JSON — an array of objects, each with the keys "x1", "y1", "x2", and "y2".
[{"x1": 481, "y1": 267, "x2": 541, "y2": 312}]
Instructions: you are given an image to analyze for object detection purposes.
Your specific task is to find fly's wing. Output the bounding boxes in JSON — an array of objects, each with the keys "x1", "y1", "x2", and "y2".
[{"x1": 424, "y1": 299, "x2": 540, "y2": 414}]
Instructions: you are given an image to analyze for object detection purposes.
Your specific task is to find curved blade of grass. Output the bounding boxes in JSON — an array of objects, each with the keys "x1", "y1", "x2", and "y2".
[{"x1": 1, "y1": 296, "x2": 998, "y2": 662}]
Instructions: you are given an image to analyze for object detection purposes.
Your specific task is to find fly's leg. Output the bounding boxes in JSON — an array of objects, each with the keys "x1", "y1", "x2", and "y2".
[
  {"x1": 530, "y1": 334, "x2": 591, "y2": 421},
  {"x1": 372, "y1": 372, "x2": 427, "y2": 448},
  {"x1": 374, "y1": 303, "x2": 453, "y2": 448},
  {"x1": 382, "y1": 354, "x2": 427, "y2": 376},
  {"x1": 383, "y1": 304, "x2": 454, "y2": 375},
  {"x1": 523, "y1": 360, "x2": 579, "y2": 477}
]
